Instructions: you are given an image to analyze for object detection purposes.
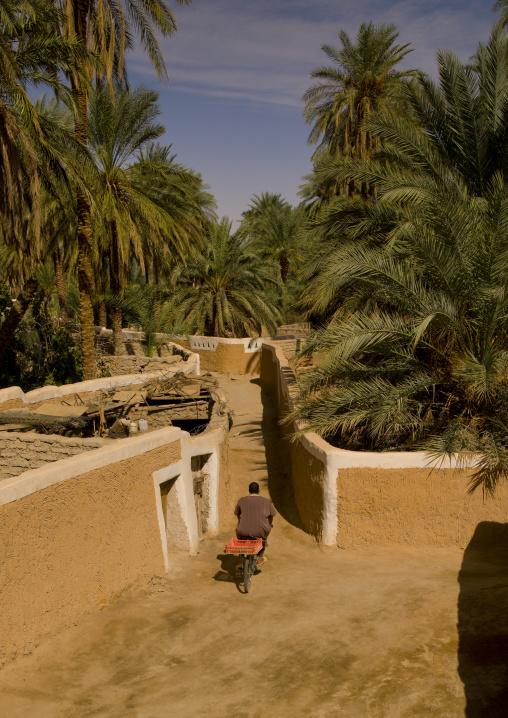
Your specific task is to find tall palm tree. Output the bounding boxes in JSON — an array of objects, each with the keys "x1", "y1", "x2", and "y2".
[
  {"x1": 302, "y1": 22, "x2": 417, "y2": 199},
  {"x1": 57, "y1": 0, "x2": 191, "y2": 379},
  {"x1": 176, "y1": 218, "x2": 281, "y2": 337},
  {"x1": 131, "y1": 142, "x2": 215, "y2": 289},
  {"x1": 0, "y1": 14, "x2": 86, "y2": 365},
  {"x1": 242, "y1": 197, "x2": 307, "y2": 284},
  {"x1": 0, "y1": 0, "x2": 86, "y2": 254},
  {"x1": 88, "y1": 84, "x2": 206, "y2": 355},
  {"x1": 292, "y1": 27, "x2": 508, "y2": 493}
]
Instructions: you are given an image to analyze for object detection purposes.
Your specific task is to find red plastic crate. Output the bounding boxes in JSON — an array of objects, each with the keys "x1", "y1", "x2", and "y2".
[{"x1": 224, "y1": 537, "x2": 263, "y2": 555}]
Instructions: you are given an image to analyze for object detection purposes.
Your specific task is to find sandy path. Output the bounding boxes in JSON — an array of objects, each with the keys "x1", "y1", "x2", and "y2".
[{"x1": 0, "y1": 375, "x2": 498, "y2": 717}]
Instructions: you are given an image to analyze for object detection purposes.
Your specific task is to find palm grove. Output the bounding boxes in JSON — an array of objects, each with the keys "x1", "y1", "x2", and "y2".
[{"x1": 2, "y1": 2, "x2": 508, "y2": 491}]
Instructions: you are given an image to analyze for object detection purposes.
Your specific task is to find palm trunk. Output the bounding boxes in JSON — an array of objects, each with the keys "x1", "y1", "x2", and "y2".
[
  {"x1": 210, "y1": 301, "x2": 217, "y2": 337},
  {"x1": 96, "y1": 249, "x2": 108, "y2": 328},
  {"x1": 0, "y1": 277, "x2": 39, "y2": 362},
  {"x1": 76, "y1": 182, "x2": 97, "y2": 378},
  {"x1": 98, "y1": 299, "x2": 107, "y2": 328},
  {"x1": 53, "y1": 245, "x2": 68, "y2": 322},
  {"x1": 344, "y1": 118, "x2": 355, "y2": 200},
  {"x1": 153, "y1": 260, "x2": 161, "y2": 314},
  {"x1": 109, "y1": 221, "x2": 124, "y2": 356},
  {"x1": 71, "y1": 1, "x2": 97, "y2": 380},
  {"x1": 280, "y1": 254, "x2": 289, "y2": 284}
]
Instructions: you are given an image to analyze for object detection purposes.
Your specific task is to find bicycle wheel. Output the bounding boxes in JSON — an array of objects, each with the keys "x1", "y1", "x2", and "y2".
[{"x1": 243, "y1": 554, "x2": 252, "y2": 593}]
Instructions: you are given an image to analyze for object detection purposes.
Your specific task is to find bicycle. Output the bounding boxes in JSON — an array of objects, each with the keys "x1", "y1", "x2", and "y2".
[{"x1": 224, "y1": 537, "x2": 263, "y2": 594}]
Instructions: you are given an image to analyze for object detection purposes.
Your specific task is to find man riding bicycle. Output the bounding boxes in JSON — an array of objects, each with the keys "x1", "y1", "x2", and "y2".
[{"x1": 234, "y1": 481, "x2": 276, "y2": 566}]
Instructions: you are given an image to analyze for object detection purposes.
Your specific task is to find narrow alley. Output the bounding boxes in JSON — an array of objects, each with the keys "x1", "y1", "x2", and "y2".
[{"x1": 0, "y1": 375, "x2": 474, "y2": 717}]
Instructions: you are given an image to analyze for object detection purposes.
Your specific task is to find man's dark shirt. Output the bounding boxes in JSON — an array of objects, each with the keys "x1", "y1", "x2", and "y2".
[{"x1": 234, "y1": 495, "x2": 276, "y2": 539}]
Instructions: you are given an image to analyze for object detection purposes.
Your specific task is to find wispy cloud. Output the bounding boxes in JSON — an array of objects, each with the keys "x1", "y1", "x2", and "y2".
[
  {"x1": 130, "y1": 0, "x2": 494, "y2": 108},
  {"x1": 126, "y1": 0, "x2": 495, "y2": 221}
]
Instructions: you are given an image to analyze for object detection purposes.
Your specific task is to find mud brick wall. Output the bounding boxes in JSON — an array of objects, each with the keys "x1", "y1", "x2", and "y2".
[
  {"x1": 277, "y1": 322, "x2": 312, "y2": 337},
  {"x1": 0, "y1": 433, "x2": 105, "y2": 479},
  {"x1": 99, "y1": 354, "x2": 184, "y2": 376}
]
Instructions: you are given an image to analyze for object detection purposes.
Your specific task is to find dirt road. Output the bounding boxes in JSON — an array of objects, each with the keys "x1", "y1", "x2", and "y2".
[{"x1": 0, "y1": 375, "x2": 503, "y2": 717}]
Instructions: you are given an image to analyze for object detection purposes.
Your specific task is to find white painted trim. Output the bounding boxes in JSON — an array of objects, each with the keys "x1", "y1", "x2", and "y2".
[
  {"x1": 175, "y1": 457, "x2": 199, "y2": 556},
  {"x1": 171, "y1": 334, "x2": 298, "y2": 355},
  {"x1": 150, "y1": 426, "x2": 226, "y2": 567},
  {"x1": 152, "y1": 459, "x2": 184, "y2": 570},
  {"x1": 0, "y1": 386, "x2": 24, "y2": 402},
  {"x1": 185, "y1": 426, "x2": 225, "y2": 537},
  {"x1": 0, "y1": 426, "x2": 182, "y2": 506},
  {"x1": 0, "y1": 371, "x2": 189, "y2": 407}
]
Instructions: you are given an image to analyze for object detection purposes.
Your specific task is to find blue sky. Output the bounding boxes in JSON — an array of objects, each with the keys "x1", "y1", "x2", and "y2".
[{"x1": 128, "y1": 0, "x2": 494, "y2": 223}]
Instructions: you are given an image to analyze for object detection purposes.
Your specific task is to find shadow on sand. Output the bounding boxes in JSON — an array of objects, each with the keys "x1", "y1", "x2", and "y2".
[
  {"x1": 214, "y1": 554, "x2": 262, "y2": 594},
  {"x1": 458, "y1": 521, "x2": 508, "y2": 716},
  {"x1": 250, "y1": 378, "x2": 305, "y2": 532}
]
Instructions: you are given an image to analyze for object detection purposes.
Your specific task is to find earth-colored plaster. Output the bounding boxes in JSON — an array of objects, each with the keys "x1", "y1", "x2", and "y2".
[
  {"x1": 0, "y1": 398, "x2": 24, "y2": 411},
  {"x1": 218, "y1": 436, "x2": 233, "y2": 532},
  {"x1": 0, "y1": 441, "x2": 180, "y2": 666},
  {"x1": 0, "y1": 389, "x2": 106, "y2": 413},
  {"x1": 260, "y1": 343, "x2": 326, "y2": 539},
  {"x1": 337, "y1": 467, "x2": 508, "y2": 548},
  {"x1": 0, "y1": 358, "x2": 199, "y2": 409},
  {"x1": 260, "y1": 343, "x2": 278, "y2": 394},
  {"x1": 178, "y1": 340, "x2": 260, "y2": 374},
  {"x1": 290, "y1": 441, "x2": 325, "y2": 540}
]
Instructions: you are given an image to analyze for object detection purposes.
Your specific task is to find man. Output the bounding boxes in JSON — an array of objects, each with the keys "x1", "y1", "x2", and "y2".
[{"x1": 234, "y1": 481, "x2": 276, "y2": 566}]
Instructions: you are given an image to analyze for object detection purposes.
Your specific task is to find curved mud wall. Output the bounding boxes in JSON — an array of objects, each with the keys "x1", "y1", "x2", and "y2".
[
  {"x1": 260, "y1": 343, "x2": 508, "y2": 549},
  {"x1": 176, "y1": 338, "x2": 261, "y2": 374}
]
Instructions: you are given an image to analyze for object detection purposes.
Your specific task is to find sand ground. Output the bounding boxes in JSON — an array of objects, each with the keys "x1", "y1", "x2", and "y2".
[{"x1": 0, "y1": 375, "x2": 506, "y2": 717}]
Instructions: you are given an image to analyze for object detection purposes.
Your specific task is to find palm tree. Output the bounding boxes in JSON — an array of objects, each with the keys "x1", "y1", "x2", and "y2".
[
  {"x1": 243, "y1": 200, "x2": 307, "y2": 284},
  {"x1": 302, "y1": 22, "x2": 417, "y2": 199},
  {"x1": 0, "y1": 1, "x2": 90, "y2": 361},
  {"x1": 494, "y1": 1, "x2": 508, "y2": 25},
  {"x1": 292, "y1": 27, "x2": 508, "y2": 493},
  {"x1": 176, "y1": 218, "x2": 281, "y2": 337},
  {"x1": 123, "y1": 284, "x2": 184, "y2": 356},
  {"x1": 0, "y1": 0, "x2": 87, "y2": 251},
  {"x1": 88, "y1": 84, "x2": 206, "y2": 355},
  {"x1": 241, "y1": 193, "x2": 289, "y2": 227},
  {"x1": 57, "y1": 0, "x2": 191, "y2": 379},
  {"x1": 131, "y1": 142, "x2": 215, "y2": 289}
]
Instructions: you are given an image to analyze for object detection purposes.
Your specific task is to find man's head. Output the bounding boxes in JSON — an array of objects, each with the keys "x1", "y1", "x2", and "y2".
[{"x1": 248, "y1": 482, "x2": 260, "y2": 494}]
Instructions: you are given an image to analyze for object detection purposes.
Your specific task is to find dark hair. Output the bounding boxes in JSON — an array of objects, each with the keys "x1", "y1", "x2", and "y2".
[{"x1": 248, "y1": 482, "x2": 260, "y2": 494}]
